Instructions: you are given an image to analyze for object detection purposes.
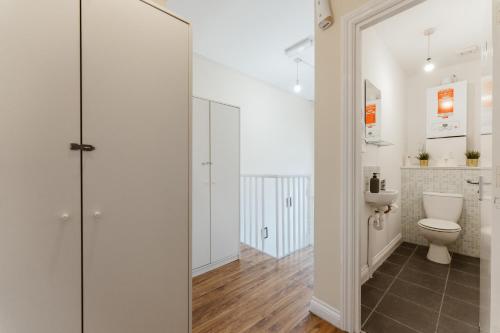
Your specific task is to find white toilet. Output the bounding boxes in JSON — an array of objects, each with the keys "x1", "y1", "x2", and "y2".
[{"x1": 417, "y1": 192, "x2": 463, "y2": 264}]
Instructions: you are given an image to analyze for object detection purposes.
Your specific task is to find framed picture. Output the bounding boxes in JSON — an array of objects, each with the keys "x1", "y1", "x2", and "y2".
[{"x1": 426, "y1": 81, "x2": 467, "y2": 139}]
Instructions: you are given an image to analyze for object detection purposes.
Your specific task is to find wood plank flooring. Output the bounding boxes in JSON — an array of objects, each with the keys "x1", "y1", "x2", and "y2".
[{"x1": 192, "y1": 245, "x2": 344, "y2": 333}]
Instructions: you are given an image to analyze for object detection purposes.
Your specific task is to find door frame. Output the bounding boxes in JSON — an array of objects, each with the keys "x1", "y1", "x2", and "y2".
[{"x1": 340, "y1": 0, "x2": 426, "y2": 331}]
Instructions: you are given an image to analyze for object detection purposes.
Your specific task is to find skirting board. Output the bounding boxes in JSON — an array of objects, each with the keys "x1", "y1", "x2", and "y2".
[
  {"x1": 361, "y1": 233, "x2": 402, "y2": 284},
  {"x1": 310, "y1": 297, "x2": 342, "y2": 329},
  {"x1": 192, "y1": 254, "x2": 239, "y2": 277}
]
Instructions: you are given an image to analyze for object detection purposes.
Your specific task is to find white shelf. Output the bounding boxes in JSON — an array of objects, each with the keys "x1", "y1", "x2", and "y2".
[
  {"x1": 401, "y1": 166, "x2": 492, "y2": 170},
  {"x1": 365, "y1": 140, "x2": 394, "y2": 147}
]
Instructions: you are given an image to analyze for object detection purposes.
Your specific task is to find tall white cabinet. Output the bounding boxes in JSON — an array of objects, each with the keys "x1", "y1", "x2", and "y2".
[
  {"x1": 192, "y1": 98, "x2": 240, "y2": 276},
  {"x1": 0, "y1": 1, "x2": 191, "y2": 332}
]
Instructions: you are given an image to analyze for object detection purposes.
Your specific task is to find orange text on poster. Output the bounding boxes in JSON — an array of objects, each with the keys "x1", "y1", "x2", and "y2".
[
  {"x1": 365, "y1": 104, "x2": 376, "y2": 125},
  {"x1": 437, "y1": 88, "x2": 454, "y2": 118}
]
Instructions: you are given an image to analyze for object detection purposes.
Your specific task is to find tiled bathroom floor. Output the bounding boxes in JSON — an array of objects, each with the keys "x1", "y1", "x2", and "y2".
[{"x1": 361, "y1": 242, "x2": 480, "y2": 333}]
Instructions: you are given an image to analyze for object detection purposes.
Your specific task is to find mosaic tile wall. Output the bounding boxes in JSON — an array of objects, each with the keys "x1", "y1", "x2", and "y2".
[{"x1": 401, "y1": 167, "x2": 482, "y2": 257}]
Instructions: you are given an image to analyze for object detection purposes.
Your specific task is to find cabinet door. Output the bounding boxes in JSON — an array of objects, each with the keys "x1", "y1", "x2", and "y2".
[
  {"x1": 192, "y1": 98, "x2": 211, "y2": 269},
  {"x1": 82, "y1": 1, "x2": 190, "y2": 332},
  {"x1": 210, "y1": 102, "x2": 240, "y2": 262},
  {"x1": 0, "y1": 1, "x2": 81, "y2": 332}
]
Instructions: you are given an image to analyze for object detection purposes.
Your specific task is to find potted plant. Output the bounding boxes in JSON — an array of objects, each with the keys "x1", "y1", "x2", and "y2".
[
  {"x1": 465, "y1": 150, "x2": 480, "y2": 167},
  {"x1": 417, "y1": 152, "x2": 430, "y2": 167}
]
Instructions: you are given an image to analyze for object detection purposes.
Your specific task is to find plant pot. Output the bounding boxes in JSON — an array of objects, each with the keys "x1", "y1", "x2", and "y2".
[
  {"x1": 466, "y1": 159, "x2": 479, "y2": 167},
  {"x1": 419, "y1": 160, "x2": 429, "y2": 167}
]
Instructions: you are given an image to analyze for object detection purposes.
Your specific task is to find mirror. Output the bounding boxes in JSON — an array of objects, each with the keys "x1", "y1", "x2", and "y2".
[{"x1": 364, "y1": 80, "x2": 382, "y2": 143}]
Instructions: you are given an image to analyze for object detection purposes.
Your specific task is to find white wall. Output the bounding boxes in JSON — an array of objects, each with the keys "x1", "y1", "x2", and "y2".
[
  {"x1": 315, "y1": 0, "x2": 374, "y2": 315},
  {"x1": 406, "y1": 60, "x2": 486, "y2": 158},
  {"x1": 193, "y1": 54, "x2": 314, "y2": 177},
  {"x1": 360, "y1": 28, "x2": 407, "y2": 273}
]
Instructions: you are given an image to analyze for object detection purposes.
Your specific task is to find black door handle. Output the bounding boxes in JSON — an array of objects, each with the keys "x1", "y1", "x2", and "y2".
[{"x1": 70, "y1": 143, "x2": 96, "y2": 151}]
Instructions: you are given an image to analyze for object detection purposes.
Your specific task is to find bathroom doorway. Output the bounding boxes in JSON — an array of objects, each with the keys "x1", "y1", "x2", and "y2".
[{"x1": 341, "y1": 0, "x2": 499, "y2": 332}]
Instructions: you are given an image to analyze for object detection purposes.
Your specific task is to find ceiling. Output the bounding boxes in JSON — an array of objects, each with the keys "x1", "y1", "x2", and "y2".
[
  {"x1": 167, "y1": 0, "x2": 315, "y2": 100},
  {"x1": 371, "y1": 0, "x2": 492, "y2": 75}
]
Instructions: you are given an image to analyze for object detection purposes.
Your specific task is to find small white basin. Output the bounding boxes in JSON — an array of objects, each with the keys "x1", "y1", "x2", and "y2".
[{"x1": 365, "y1": 190, "x2": 398, "y2": 207}]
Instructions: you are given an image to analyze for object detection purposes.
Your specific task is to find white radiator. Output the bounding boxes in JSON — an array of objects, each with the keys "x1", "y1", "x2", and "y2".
[{"x1": 240, "y1": 175, "x2": 312, "y2": 258}]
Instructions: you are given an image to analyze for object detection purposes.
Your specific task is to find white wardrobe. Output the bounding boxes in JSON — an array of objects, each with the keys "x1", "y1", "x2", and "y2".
[
  {"x1": 0, "y1": 1, "x2": 191, "y2": 333},
  {"x1": 192, "y1": 98, "x2": 240, "y2": 275}
]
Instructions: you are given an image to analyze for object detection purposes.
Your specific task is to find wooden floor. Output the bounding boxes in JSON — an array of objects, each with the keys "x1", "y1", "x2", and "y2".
[{"x1": 192, "y1": 245, "x2": 344, "y2": 333}]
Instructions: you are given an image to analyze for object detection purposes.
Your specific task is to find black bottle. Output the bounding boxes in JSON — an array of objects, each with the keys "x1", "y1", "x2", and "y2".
[{"x1": 370, "y1": 173, "x2": 380, "y2": 193}]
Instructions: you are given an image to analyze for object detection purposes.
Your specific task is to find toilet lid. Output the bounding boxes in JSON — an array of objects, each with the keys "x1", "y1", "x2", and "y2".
[{"x1": 418, "y1": 218, "x2": 461, "y2": 232}]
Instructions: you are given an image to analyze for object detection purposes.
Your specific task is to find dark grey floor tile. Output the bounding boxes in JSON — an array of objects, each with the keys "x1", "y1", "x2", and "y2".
[
  {"x1": 407, "y1": 257, "x2": 449, "y2": 278},
  {"x1": 376, "y1": 261, "x2": 402, "y2": 276},
  {"x1": 386, "y1": 253, "x2": 408, "y2": 265},
  {"x1": 412, "y1": 246, "x2": 430, "y2": 260},
  {"x1": 399, "y1": 266, "x2": 446, "y2": 293},
  {"x1": 451, "y1": 260, "x2": 480, "y2": 275},
  {"x1": 365, "y1": 271, "x2": 394, "y2": 291},
  {"x1": 445, "y1": 281, "x2": 479, "y2": 306},
  {"x1": 363, "y1": 312, "x2": 419, "y2": 333},
  {"x1": 437, "y1": 315, "x2": 479, "y2": 333},
  {"x1": 394, "y1": 245, "x2": 414, "y2": 256},
  {"x1": 448, "y1": 269, "x2": 480, "y2": 289},
  {"x1": 400, "y1": 242, "x2": 418, "y2": 249},
  {"x1": 452, "y1": 253, "x2": 480, "y2": 265},
  {"x1": 361, "y1": 305, "x2": 372, "y2": 325},
  {"x1": 441, "y1": 296, "x2": 479, "y2": 327},
  {"x1": 389, "y1": 279, "x2": 443, "y2": 311},
  {"x1": 362, "y1": 284, "x2": 385, "y2": 308},
  {"x1": 377, "y1": 293, "x2": 439, "y2": 333}
]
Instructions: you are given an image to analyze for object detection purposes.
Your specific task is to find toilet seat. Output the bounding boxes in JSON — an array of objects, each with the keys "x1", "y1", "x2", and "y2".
[{"x1": 418, "y1": 218, "x2": 461, "y2": 233}]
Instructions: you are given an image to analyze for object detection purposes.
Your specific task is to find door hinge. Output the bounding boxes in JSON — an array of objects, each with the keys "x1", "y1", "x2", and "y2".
[{"x1": 70, "y1": 143, "x2": 96, "y2": 152}]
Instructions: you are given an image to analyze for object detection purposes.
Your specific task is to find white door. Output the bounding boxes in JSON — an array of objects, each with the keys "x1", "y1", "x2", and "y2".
[
  {"x1": 487, "y1": 2, "x2": 500, "y2": 331},
  {"x1": 481, "y1": 2, "x2": 500, "y2": 331},
  {"x1": 262, "y1": 178, "x2": 278, "y2": 257},
  {"x1": 210, "y1": 102, "x2": 240, "y2": 262},
  {"x1": 82, "y1": 0, "x2": 190, "y2": 332},
  {"x1": 192, "y1": 98, "x2": 211, "y2": 269},
  {"x1": 0, "y1": 2, "x2": 81, "y2": 332}
]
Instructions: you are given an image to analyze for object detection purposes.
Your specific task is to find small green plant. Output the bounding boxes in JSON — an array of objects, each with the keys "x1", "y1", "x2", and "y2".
[
  {"x1": 465, "y1": 150, "x2": 481, "y2": 159},
  {"x1": 417, "y1": 152, "x2": 430, "y2": 160}
]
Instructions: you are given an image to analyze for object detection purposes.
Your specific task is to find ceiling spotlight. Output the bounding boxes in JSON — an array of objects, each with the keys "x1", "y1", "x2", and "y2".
[
  {"x1": 423, "y1": 28, "x2": 436, "y2": 73},
  {"x1": 293, "y1": 59, "x2": 302, "y2": 94}
]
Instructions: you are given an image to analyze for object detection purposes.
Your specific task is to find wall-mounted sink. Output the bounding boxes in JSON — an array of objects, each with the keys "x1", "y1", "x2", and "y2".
[{"x1": 365, "y1": 190, "x2": 399, "y2": 208}]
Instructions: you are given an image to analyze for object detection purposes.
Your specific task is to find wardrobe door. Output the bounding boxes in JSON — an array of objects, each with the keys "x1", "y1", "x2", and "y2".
[
  {"x1": 0, "y1": 1, "x2": 81, "y2": 332},
  {"x1": 82, "y1": 1, "x2": 190, "y2": 332},
  {"x1": 210, "y1": 102, "x2": 240, "y2": 262},
  {"x1": 192, "y1": 98, "x2": 211, "y2": 270}
]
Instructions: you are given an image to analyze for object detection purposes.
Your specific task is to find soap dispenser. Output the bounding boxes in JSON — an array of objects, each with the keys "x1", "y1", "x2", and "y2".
[{"x1": 370, "y1": 173, "x2": 380, "y2": 193}]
